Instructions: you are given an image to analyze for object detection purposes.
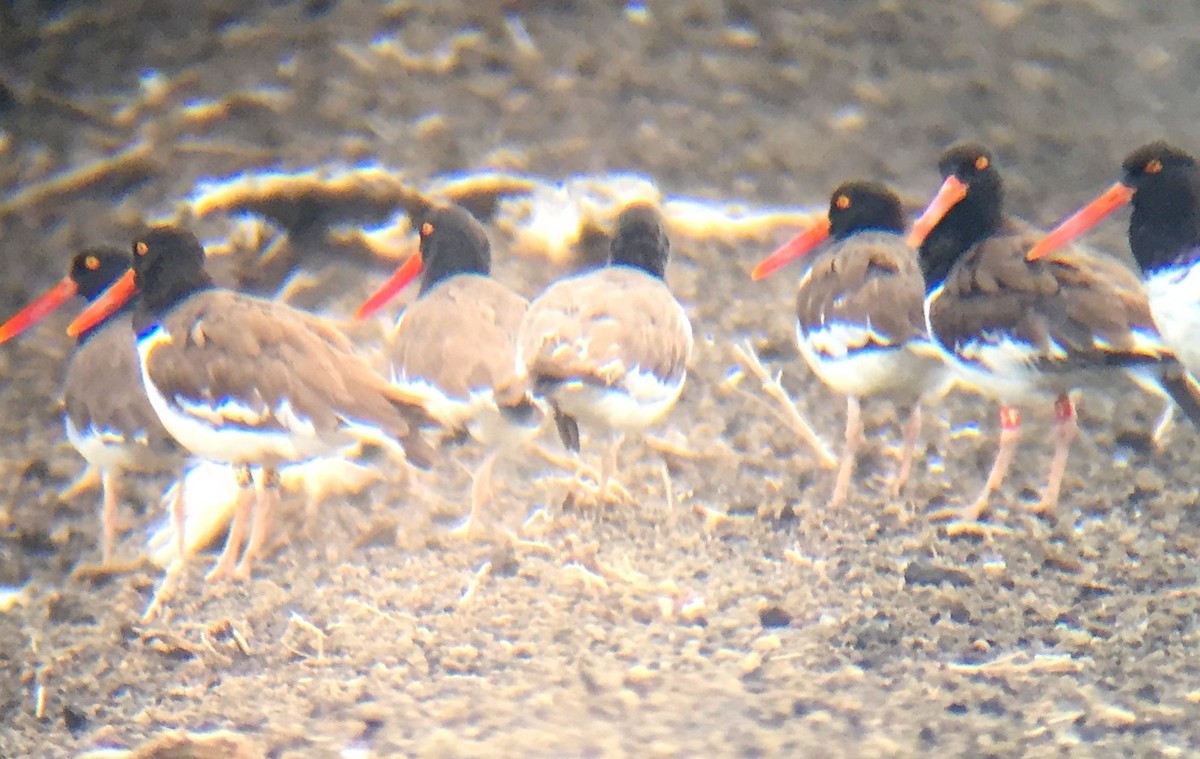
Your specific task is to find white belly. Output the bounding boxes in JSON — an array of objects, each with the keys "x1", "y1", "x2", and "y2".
[
  {"x1": 64, "y1": 417, "x2": 143, "y2": 472},
  {"x1": 392, "y1": 374, "x2": 541, "y2": 449},
  {"x1": 137, "y1": 328, "x2": 341, "y2": 465},
  {"x1": 1147, "y1": 264, "x2": 1200, "y2": 375},
  {"x1": 550, "y1": 369, "x2": 686, "y2": 432},
  {"x1": 796, "y1": 322, "x2": 943, "y2": 400}
]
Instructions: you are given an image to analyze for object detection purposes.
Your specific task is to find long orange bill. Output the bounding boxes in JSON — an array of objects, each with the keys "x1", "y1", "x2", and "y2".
[
  {"x1": 906, "y1": 175, "x2": 969, "y2": 248},
  {"x1": 354, "y1": 251, "x2": 424, "y2": 319},
  {"x1": 0, "y1": 276, "x2": 79, "y2": 344},
  {"x1": 750, "y1": 217, "x2": 832, "y2": 281},
  {"x1": 1025, "y1": 182, "x2": 1135, "y2": 261},
  {"x1": 66, "y1": 269, "x2": 137, "y2": 339}
]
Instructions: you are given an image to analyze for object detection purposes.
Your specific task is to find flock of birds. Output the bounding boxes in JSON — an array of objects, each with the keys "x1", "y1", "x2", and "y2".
[
  {"x1": 0, "y1": 202, "x2": 691, "y2": 592},
  {"x1": 3, "y1": 139, "x2": 1200, "y2": 603}
]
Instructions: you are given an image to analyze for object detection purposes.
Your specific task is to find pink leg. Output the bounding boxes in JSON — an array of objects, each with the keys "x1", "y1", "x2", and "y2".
[
  {"x1": 169, "y1": 466, "x2": 188, "y2": 566},
  {"x1": 598, "y1": 433, "x2": 626, "y2": 504},
  {"x1": 451, "y1": 451, "x2": 499, "y2": 538},
  {"x1": 961, "y1": 404, "x2": 1022, "y2": 521},
  {"x1": 889, "y1": 404, "x2": 923, "y2": 498},
  {"x1": 100, "y1": 469, "x2": 119, "y2": 566},
  {"x1": 829, "y1": 396, "x2": 864, "y2": 509},
  {"x1": 207, "y1": 465, "x2": 253, "y2": 581},
  {"x1": 235, "y1": 465, "x2": 278, "y2": 581},
  {"x1": 1031, "y1": 393, "x2": 1077, "y2": 516}
]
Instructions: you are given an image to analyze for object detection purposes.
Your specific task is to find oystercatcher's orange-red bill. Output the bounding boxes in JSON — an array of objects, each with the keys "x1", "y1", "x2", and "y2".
[
  {"x1": 906, "y1": 175, "x2": 969, "y2": 248},
  {"x1": 0, "y1": 276, "x2": 78, "y2": 343},
  {"x1": 66, "y1": 269, "x2": 137, "y2": 339},
  {"x1": 1025, "y1": 182, "x2": 1135, "y2": 261},
  {"x1": 750, "y1": 217, "x2": 832, "y2": 281},
  {"x1": 354, "y1": 251, "x2": 424, "y2": 319}
]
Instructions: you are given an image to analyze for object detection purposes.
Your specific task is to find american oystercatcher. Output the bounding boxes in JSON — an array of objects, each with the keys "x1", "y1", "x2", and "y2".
[
  {"x1": 1027, "y1": 143, "x2": 1200, "y2": 380},
  {"x1": 355, "y1": 204, "x2": 542, "y2": 535},
  {"x1": 68, "y1": 226, "x2": 436, "y2": 580},
  {"x1": 751, "y1": 180, "x2": 946, "y2": 508},
  {"x1": 909, "y1": 143, "x2": 1175, "y2": 521},
  {"x1": 0, "y1": 249, "x2": 180, "y2": 565},
  {"x1": 515, "y1": 202, "x2": 692, "y2": 502}
]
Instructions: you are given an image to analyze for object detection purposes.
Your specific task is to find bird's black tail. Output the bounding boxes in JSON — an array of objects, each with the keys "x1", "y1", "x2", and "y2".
[{"x1": 1160, "y1": 366, "x2": 1200, "y2": 430}]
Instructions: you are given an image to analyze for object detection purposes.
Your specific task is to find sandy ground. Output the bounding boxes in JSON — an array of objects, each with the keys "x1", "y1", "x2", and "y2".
[{"x1": 3, "y1": 1, "x2": 1200, "y2": 756}]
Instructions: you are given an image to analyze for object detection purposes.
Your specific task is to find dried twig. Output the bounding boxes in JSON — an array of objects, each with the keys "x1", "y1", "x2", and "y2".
[{"x1": 730, "y1": 341, "x2": 837, "y2": 468}]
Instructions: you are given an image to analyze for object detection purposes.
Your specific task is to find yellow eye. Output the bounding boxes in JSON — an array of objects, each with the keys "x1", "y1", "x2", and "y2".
[
  {"x1": 974, "y1": 155, "x2": 990, "y2": 171},
  {"x1": 135, "y1": 241, "x2": 149, "y2": 256},
  {"x1": 84, "y1": 255, "x2": 100, "y2": 270},
  {"x1": 1146, "y1": 158, "x2": 1163, "y2": 174},
  {"x1": 421, "y1": 222, "x2": 434, "y2": 237},
  {"x1": 834, "y1": 194, "x2": 851, "y2": 210}
]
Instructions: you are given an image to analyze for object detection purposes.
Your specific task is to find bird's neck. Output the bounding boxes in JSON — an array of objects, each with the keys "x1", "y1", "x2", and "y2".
[
  {"x1": 134, "y1": 271, "x2": 214, "y2": 333},
  {"x1": 919, "y1": 189, "x2": 1002, "y2": 290}
]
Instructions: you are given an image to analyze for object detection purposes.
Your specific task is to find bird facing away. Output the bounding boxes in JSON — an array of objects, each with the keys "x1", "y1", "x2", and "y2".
[{"x1": 515, "y1": 202, "x2": 693, "y2": 502}]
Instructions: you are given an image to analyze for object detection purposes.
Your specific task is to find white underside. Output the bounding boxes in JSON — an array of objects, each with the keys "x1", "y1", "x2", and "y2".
[
  {"x1": 549, "y1": 368, "x2": 686, "y2": 432},
  {"x1": 796, "y1": 322, "x2": 944, "y2": 400},
  {"x1": 1147, "y1": 264, "x2": 1200, "y2": 375},
  {"x1": 64, "y1": 417, "x2": 147, "y2": 472},
  {"x1": 138, "y1": 325, "x2": 346, "y2": 465},
  {"x1": 924, "y1": 284, "x2": 1168, "y2": 404},
  {"x1": 391, "y1": 374, "x2": 541, "y2": 449}
]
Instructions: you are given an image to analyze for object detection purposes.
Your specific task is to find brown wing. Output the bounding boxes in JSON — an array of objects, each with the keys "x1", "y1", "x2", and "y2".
[
  {"x1": 797, "y1": 232, "x2": 928, "y2": 350},
  {"x1": 62, "y1": 315, "x2": 178, "y2": 458},
  {"x1": 518, "y1": 267, "x2": 693, "y2": 388},
  {"x1": 930, "y1": 218, "x2": 1167, "y2": 369},
  {"x1": 390, "y1": 275, "x2": 528, "y2": 400},
  {"x1": 145, "y1": 290, "x2": 435, "y2": 465}
]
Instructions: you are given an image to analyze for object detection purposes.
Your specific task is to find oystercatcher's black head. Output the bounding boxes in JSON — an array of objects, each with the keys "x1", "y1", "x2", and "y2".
[
  {"x1": 66, "y1": 227, "x2": 216, "y2": 339},
  {"x1": 0, "y1": 247, "x2": 130, "y2": 344},
  {"x1": 1121, "y1": 142, "x2": 1200, "y2": 271},
  {"x1": 827, "y1": 181, "x2": 905, "y2": 239},
  {"x1": 354, "y1": 204, "x2": 492, "y2": 319},
  {"x1": 913, "y1": 143, "x2": 1005, "y2": 287},
  {"x1": 131, "y1": 226, "x2": 215, "y2": 318},
  {"x1": 418, "y1": 205, "x2": 491, "y2": 296},
  {"x1": 70, "y1": 248, "x2": 130, "y2": 301},
  {"x1": 610, "y1": 203, "x2": 670, "y2": 280},
  {"x1": 934, "y1": 142, "x2": 1004, "y2": 235}
]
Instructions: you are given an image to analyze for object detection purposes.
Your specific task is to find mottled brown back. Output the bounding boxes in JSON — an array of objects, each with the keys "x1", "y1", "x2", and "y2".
[
  {"x1": 930, "y1": 217, "x2": 1166, "y2": 368},
  {"x1": 797, "y1": 231, "x2": 928, "y2": 348},
  {"x1": 391, "y1": 275, "x2": 528, "y2": 399},
  {"x1": 146, "y1": 290, "x2": 435, "y2": 466},
  {"x1": 62, "y1": 314, "x2": 178, "y2": 463},
  {"x1": 518, "y1": 266, "x2": 692, "y2": 388}
]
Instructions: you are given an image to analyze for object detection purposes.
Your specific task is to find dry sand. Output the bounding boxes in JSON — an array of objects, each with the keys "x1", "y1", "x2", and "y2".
[{"x1": 2, "y1": 1, "x2": 1200, "y2": 756}]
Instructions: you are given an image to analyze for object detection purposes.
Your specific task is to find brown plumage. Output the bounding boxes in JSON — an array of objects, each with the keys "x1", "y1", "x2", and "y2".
[
  {"x1": 753, "y1": 180, "x2": 944, "y2": 509},
  {"x1": 929, "y1": 218, "x2": 1164, "y2": 377},
  {"x1": 797, "y1": 234, "x2": 930, "y2": 358},
  {"x1": 68, "y1": 226, "x2": 438, "y2": 583},
  {"x1": 143, "y1": 289, "x2": 435, "y2": 467},
  {"x1": 356, "y1": 204, "x2": 542, "y2": 536},
  {"x1": 391, "y1": 276, "x2": 529, "y2": 420},
  {"x1": 519, "y1": 267, "x2": 691, "y2": 396},
  {"x1": 63, "y1": 313, "x2": 177, "y2": 463},
  {"x1": 516, "y1": 203, "x2": 692, "y2": 502}
]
